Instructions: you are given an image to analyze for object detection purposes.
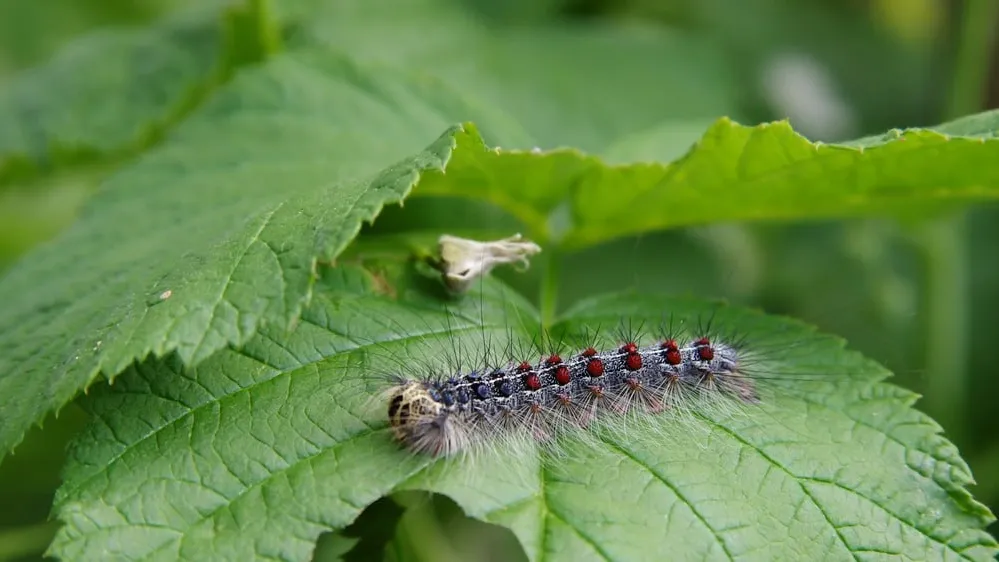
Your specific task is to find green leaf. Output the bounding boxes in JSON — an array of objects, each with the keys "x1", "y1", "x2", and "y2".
[
  {"x1": 0, "y1": 52, "x2": 481, "y2": 458},
  {"x1": 0, "y1": 8, "x2": 222, "y2": 184},
  {"x1": 414, "y1": 112, "x2": 999, "y2": 249},
  {"x1": 50, "y1": 264, "x2": 998, "y2": 561}
]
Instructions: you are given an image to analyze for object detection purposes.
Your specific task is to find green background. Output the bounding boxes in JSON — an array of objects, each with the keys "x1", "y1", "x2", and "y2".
[{"x1": 1, "y1": 0, "x2": 998, "y2": 560}]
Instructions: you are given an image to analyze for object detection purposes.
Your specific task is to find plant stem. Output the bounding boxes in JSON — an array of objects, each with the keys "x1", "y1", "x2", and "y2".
[
  {"x1": 944, "y1": 0, "x2": 999, "y2": 119},
  {"x1": 916, "y1": 217, "x2": 968, "y2": 443},
  {"x1": 538, "y1": 250, "x2": 560, "y2": 327},
  {"x1": 221, "y1": 0, "x2": 282, "y2": 78},
  {"x1": 919, "y1": 0, "x2": 997, "y2": 446}
]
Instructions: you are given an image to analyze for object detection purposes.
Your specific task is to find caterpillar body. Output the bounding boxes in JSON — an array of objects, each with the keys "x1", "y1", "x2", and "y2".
[{"x1": 387, "y1": 332, "x2": 761, "y2": 457}]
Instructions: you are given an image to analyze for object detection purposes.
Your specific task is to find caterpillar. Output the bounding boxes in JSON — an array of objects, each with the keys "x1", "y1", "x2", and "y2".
[{"x1": 383, "y1": 318, "x2": 782, "y2": 457}]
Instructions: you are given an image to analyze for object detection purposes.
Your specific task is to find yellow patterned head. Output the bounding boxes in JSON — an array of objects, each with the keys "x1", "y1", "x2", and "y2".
[{"x1": 387, "y1": 381, "x2": 460, "y2": 456}]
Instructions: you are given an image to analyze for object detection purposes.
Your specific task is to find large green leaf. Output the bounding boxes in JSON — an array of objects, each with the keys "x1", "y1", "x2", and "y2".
[
  {"x1": 416, "y1": 112, "x2": 999, "y2": 249},
  {"x1": 50, "y1": 263, "x2": 998, "y2": 561},
  {"x1": 0, "y1": 52, "x2": 479, "y2": 459},
  {"x1": 0, "y1": 7, "x2": 223, "y2": 185}
]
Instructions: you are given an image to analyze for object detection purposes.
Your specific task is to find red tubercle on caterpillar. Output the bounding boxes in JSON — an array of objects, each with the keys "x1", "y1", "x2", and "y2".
[
  {"x1": 517, "y1": 361, "x2": 532, "y2": 372},
  {"x1": 581, "y1": 347, "x2": 598, "y2": 358},
  {"x1": 545, "y1": 354, "x2": 562, "y2": 367},
  {"x1": 586, "y1": 358, "x2": 605, "y2": 377},
  {"x1": 523, "y1": 372, "x2": 542, "y2": 391},
  {"x1": 695, "y1": 337, "x2": 714, "y2": 361},
  {"x1": 661, "y1": 339, "x2": 682, "y2": 365},
  {"x1": 692, "y1": 336, "x2": 714, "y2": 360},
  {"x1": 621, "y1": 342, "x2": 638, "y2": 354},
  {"x1": 555, "y1": 365, "x2": 572, "y2": 385},
  {"x1": 625, "y1": 352, "x2": 642, "y2": 371}
]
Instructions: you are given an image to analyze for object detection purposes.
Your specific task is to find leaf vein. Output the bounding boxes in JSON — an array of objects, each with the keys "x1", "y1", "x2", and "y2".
[{"x1": 596, "y1": 436, "x2": 736, "y2": 562}]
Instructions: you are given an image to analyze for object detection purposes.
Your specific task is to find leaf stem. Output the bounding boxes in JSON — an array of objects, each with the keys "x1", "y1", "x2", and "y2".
[
  {"x1": 220, "y1": 0, "x2": 282, "y2": 78},
  {"x1": 916, "y1": 217, "x2": 968, "y2": 443},
  {"x1": 538, "y1": 250, "x2": 560, "y2": 327},
  {"x1": 944, "y1": 0, "x2": 999, "y2": 119},
  {"x1": 918, "y1": 0, "x2": 997, "y2": 446}
]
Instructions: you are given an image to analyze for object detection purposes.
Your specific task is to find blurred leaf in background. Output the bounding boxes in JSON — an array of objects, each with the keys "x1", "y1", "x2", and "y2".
[
  {"x1": 0, "y1": 0, "x2": 199, "y2": 74},
  {"x1": 0, "y1": 0, "x2": 219, "y2": 276},
  {"x1": 0, "y1": 2, "x2": 214, "y2": 560}
]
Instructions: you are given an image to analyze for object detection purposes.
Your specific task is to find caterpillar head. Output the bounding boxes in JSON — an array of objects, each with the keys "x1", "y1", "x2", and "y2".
[{"x1": 387, "y1": 381, "x2": 462, "y2": 456}]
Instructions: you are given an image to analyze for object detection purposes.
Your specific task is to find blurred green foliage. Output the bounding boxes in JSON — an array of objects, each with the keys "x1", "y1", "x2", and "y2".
[{"x1": 0, "y1": 0, "x2": 997, "y2": 560}]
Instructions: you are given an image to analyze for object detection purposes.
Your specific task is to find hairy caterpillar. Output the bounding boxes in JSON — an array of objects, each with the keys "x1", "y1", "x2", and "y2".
[{"x1": 385, "y1": 321, "x2": 771, "y2": 457}]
